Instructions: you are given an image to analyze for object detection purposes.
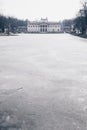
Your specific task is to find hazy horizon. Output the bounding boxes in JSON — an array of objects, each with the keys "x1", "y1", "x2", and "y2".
[{"x1": 0, "y1": 0, "x2": 81, "y2": 21}]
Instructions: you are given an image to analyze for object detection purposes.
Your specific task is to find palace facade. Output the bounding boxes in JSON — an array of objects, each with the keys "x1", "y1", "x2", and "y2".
[{"x1": 27, "y1": 18, "x2": 62, "y2": 33}]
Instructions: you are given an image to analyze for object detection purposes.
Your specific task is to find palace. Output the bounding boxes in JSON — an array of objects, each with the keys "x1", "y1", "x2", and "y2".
[{"x1": 27, "y1": 18, "x2": 62, "y2": 33}]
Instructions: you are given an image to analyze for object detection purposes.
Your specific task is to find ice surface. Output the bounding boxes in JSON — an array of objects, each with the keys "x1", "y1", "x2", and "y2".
[{"x1": 0, "y1": 34, "x2": 87, "y2": 130}]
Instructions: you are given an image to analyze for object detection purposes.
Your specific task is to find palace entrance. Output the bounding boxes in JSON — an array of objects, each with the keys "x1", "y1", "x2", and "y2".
[{"x1": 40, "y1": 25, "x2": 47, "y2": 33}]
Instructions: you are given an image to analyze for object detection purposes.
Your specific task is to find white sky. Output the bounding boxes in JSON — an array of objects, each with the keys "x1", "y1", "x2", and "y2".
[{"x1": 0, "y1": 0, "x2": 81, "y2": 21}]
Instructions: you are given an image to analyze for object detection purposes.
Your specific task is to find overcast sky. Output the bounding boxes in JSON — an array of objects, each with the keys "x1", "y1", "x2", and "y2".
[{"x1": 0, "y1": 0, "x2": 81, "y2": 21}]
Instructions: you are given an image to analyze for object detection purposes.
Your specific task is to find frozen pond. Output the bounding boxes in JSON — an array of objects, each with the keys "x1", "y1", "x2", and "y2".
[{"x1": 0, "y1": 34, "x2": 87, "y2": 130}]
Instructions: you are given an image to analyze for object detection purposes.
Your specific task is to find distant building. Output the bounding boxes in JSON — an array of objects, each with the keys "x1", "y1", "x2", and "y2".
[
  {"x1": 62, "y1": 26, "x2": 71, "y2": 33},
  {"x1": 27, "y1": 18, "x2": 62, "y2": 33},
  {"x1": 17, "y1": 26, "x2": 27, "y2": 33}
]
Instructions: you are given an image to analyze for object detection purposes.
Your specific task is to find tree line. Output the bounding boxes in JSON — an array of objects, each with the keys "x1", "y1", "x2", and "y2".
[
  {"x1": 74, "y1": 1, "x2": 87, "y2": 35},
  {"x1": 62, "y1": 0, "x2": 87, "y2": 37},
  {"x1": 0, "y1": 15, "x2": 27, "y2": 34}
]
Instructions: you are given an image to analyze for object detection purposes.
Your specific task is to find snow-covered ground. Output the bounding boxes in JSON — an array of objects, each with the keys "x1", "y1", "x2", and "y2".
[{"x1": 0, "y1": 34, "x2": 87, "y2": 130}]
